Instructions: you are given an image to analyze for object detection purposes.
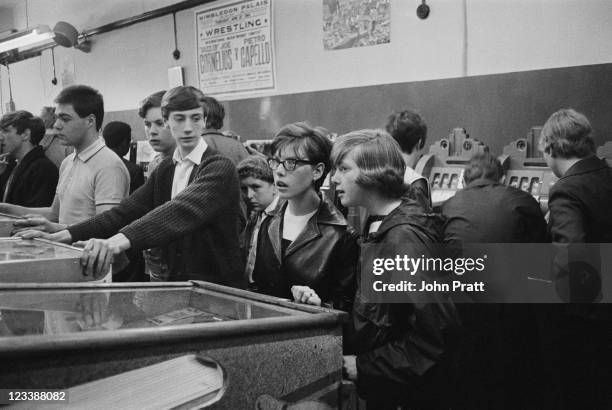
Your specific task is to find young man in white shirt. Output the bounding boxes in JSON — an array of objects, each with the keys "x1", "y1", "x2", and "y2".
[
  {"x1": 3, "y1": 85, "x2": 129, "y2": 233},
  {"x1": 21, "y1": 86, "x2": 244, "y2": 286}
]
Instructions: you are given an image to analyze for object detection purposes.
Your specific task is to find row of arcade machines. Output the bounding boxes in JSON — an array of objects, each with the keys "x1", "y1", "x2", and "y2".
[
  {"x1": 0, "y1": 233, "x2": 351, "y2": 407},
  {"x1": 415, "y1": 127, "x2": 557, "y2": 211},
  {"x1": 342, "y1": 127, "x2": 611, "y2": 231}
]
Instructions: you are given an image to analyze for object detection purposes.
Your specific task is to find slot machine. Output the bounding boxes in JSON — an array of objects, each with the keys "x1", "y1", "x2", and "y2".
[
  {"x1": 498, "y1": 127, "x2": 557, "y2": 213},
  {"x1": 415, "y1": 128, "x2": 488, "y2": 208}
]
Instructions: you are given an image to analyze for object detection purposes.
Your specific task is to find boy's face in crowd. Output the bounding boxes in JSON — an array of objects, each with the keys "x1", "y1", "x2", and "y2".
[
  {"x1": 241, "y1": 177, "x2": 275, "y2": 212},
  {"x1": 0, "y1": 125, "x2": 25, "y2": 155},
  {"x1": 144, "y1": 107, "x2": 175, "y2": 155},
  {"x1": 54, "y1": 103, "x2": 91, "y2": 147},
  {"x1": 166, "y1": 107, "x2": 205, "y2": 156},
  {"x1": 331, "y1": 149, "x2": 366, "y2": 208}
]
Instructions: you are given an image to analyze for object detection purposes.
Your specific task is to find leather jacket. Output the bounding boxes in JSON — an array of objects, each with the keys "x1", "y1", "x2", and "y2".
[
  {"x1": 253, "y1": 194, "x2": 358, "y2": 311},
  {"x1": 348, "y1": 199, "x2": 460, "y2": 405}
]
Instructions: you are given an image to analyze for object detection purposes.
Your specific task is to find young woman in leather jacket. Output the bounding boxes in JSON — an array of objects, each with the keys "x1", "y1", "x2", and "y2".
[{"x1": 248, "y1": 122, "x2": 357, "y2": 311}]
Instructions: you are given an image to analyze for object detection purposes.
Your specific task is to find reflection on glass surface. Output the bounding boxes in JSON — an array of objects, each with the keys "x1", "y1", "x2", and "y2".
[
  {"x1": 0, "y1": 239, "x2": 81, "y2": 260},
  {"x1": 0, "y1": 287, "x2": 295, "y2": 337}
]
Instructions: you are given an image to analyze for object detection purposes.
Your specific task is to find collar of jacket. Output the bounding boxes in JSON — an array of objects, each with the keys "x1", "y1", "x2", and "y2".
[
  {"x1": 364, "y1": 198, "x2": 442, "y2": 241},
  {"x1": 16, "y1": 145, "x2": 46, "y2": 168},
  {"x1": 465, "y1": 177, "x2": 499, "y2": 188},
  {"x1": 562, "y1": 155, "x2": 609, "y2": 179},
  {"x1": 5, "y1": 146, "x2": 46, "y2": 197},
  {"x1": 267, "y1": 193, "x2": 347, "y2": 261}
]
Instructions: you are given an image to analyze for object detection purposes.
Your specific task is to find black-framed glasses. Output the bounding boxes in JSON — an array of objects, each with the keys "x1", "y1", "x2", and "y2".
[{"x1": 267, "y1": 157, "x2": 316, "y2": 171}]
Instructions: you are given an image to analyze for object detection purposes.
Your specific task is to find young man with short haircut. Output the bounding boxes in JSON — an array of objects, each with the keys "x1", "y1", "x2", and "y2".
[
  {"x1": 537, "y1": 108, "x2": 612, "y2": 409},
  {"x1": 385, "y1": 109, "x2": 432, "y2": 208},
  {"x1": 102, "y1": 121, "x2": 144, "y2": 193},
  {"x1": 1, "y1": 85, "x2": 130, "y2": 234},
  {"x1": 238, "y1": 155, "x2": 276, "y2": 216},
  {"x1": 238, "y1": 156, "x2": 278, "y2": 279},
  {"x1": 540, "y1": 108, "x2": 612, "y2": 243},
  {"x1": 0, "y1": 111, "x2": 58, "y2": 206},
  {"x1": 138, "y1": 90, "x2": 176, "y2": 174},
  {"x1": 201, "y1": 96, "x2": 249, "y2": 166},
  {"x1": 22, "y1": 86, "x2": 244, "y2": 286}
]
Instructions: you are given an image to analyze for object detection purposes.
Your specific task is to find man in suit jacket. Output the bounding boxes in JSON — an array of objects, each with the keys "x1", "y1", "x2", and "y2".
[
  {"x1": 0, "y1": 111, "x2": 58, "y2": 207},
  {"x1": 442, "y1": 152, "x2": 547, "y2": 245},
  {"x1": 441, "y1": 152, "x2": 548, "y2": 408},
  {"x1": 541, "y1": 108, "x2": 612, "y2": 244},
  {"x1": 538, "y1": 108, "x2": 612, "y2": 409}
]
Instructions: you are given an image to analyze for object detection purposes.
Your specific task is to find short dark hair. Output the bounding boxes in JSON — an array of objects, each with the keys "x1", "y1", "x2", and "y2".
[
  {"x1": 161, "y1": 86, "x2": 205, "y2": 120},
  {"x1": 463, "y1": 152, "x2": 504, "y2": 185},
  {"x1": 201, "y1": 96, "x2": 225, "y2": 129},
  {"x1": 102, "y1": 121, "x2": 131, "y2": 149},
  {"x1": 138, "y1": 90, "x2": 166, "y2": 119},
  {"x1": 539, "y1": 108, "x2": 595, "y2": 159},
  {"x1": 237, "y1": 156, "x2": 274, "y2": 183},
  {"x1": 385, "y1": 109, "x2": 427, "y2": 154},
  {"x1": 28, "y1": 117, "x2": 47, "y2": 145},
  {"x1": 271, "y1": 122, "x2": 333, "y2": 190},
  {"x1": 0, "y1": 111, "x2": 46, "y2": 145},
  {"x1": 54, "y1": 85, "x2": 105, "y2": 131},
  {"x1": 0, "y1": 110, "x2": 33, "y2": 134}
]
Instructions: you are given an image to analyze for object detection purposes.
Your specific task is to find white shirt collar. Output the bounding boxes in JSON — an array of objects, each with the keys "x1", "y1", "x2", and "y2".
[
  {"x1": 172, "y1": 138, "x2": 208, "y2": 165},
  {"x1": 263, "y1": 196, "x2": 280, "y2": 216}
]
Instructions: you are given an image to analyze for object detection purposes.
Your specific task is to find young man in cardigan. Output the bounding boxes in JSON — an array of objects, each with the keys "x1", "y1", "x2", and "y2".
[{"x1": 21, "y1": 86, "x2": 244, "y2": 286}]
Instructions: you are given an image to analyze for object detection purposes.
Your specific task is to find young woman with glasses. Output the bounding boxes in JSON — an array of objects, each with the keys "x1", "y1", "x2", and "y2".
[{"x1": 246, "y1": 122, "x2": 357, "y2": 311}]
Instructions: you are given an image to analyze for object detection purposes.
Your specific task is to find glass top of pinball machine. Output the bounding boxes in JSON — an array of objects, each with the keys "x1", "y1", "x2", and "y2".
[{"x1": 0, "y1": 283, "x2": 306, "y2": 337}]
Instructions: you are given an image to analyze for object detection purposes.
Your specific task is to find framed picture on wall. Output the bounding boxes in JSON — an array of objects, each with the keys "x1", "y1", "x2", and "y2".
[
  {"x1": 195, "y1": 0, "x2": 276, "y2": 96},
  {"x1": 323, "y1": 0, "x2": 391, "y2": 50}
]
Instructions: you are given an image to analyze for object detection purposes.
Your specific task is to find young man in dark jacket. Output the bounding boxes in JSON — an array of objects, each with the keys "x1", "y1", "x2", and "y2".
[
  {"x1": 538, "y1": 108, "x2": 612, "y2": 408},
  {"x1": 20, "y1": 86, "x2": 243, "y2": 286},
  {"x1": 0, "y1": 111, "x2": 58, "y2": 206}
]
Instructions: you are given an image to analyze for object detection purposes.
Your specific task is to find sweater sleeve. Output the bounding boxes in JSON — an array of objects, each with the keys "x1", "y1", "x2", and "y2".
[
  {"x1": 119, "y1": 155, "x2": 239, "y2": 251},
  {"x1": 67, "y1": 170, "x2": 156, "y2": 241}
]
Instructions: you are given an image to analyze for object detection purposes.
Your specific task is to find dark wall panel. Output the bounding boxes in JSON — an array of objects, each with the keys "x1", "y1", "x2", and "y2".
[
  {"x1": 105, "y1": 63, "x2": 612, "y2": 155},
  {"x1": 224, "y1": 63, "x2": 612, "y2": 154}
]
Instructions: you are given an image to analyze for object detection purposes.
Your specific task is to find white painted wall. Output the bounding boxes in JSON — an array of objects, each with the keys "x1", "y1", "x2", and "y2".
[{"x1": 1, "y1": 0, "x2": 611, "y2": 114}]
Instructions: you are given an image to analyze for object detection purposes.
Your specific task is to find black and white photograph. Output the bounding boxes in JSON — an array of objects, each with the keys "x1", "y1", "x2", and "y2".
[{"x1": 0, "y1": 0, "x2": 611, "y2": 408}]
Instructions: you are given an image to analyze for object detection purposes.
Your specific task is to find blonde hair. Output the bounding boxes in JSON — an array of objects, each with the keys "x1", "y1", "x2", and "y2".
[{"x1": 540, "y1": 108, "x2": 595, "y2": 159}]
